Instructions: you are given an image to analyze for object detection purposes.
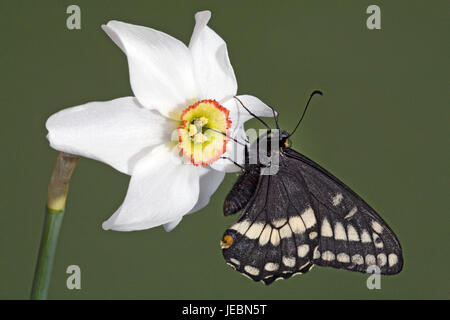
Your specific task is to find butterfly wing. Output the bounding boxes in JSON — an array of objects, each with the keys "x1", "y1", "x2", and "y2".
[
  {"x1": 221, "y1": 161, "x2": 320, "y2": 284},
  {"x1": 283, "y1": 148, "x2": 403, "y2": 275}
]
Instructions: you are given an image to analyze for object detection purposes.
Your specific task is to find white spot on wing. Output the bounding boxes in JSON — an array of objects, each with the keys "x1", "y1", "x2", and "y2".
[
  {"x1": 230, "y1": 258, "x2": 240, "y2": 266},
  {"x1": 244, "y1": 265, "x2": 260, "y2": 276},
  {"x1": 245, "y1": 222, "x2": 265, "y2": 239},
  {"x1": 345, "y1": 206, "x2": 358, "y2": 219},
  {"x1": 313, "y1": 247, "x2": 321, "y2": 259},
  {"x1": 297, "y1": 244, "x2": 309, "y2": 258},
  {"x1": 352, "y1": 254, "x2": 364, "y2": 265},
  {"x1": 332, "y1": 193, "x2": 343, "y2": 206},
  {"x1": 365, "y1": 254, "x2": 376, "y2": 266},
  {"x1": 299, "y1": 262, "x2": 311, "y2": 270},
  {"x1": 231, "y1": 220, "x2": 251, "y2": 235},
  {"x1": 388, "y1": 253, "x2": 398, "y2": 267},
  {"x1": 321, "y1": 218, "x2": 333, "y2": 237},
  {"x1": 377, "y1": 253, "x2": 387, "y2": 267},
  {"x1": 259, "y1": 224, "x2": 272, "y2": 246},
  {"x1": 226, "y1": 263, "x2": 236, "y2": 270},
  {"x1": 372, "y1": 233, "x2": 384, "y2": 248},
  {"x1": 334, "y1": 222, "x2": 347, "y2": 240},
  {"x1": 241, "y1": 273, "x2": 254, "y2": 280},
  {"x1": 289, "y1": 215, "x2": 306, "y2": 234},
  {"x1": 371, "y1": 220, "x2": 384, "y2": 234},
  {"x1": 347, "y1": 225, "x2": 360, "y2": 241},
  {"x1": 361, "y1": 229, "x2": 372, "y2": 243},
  {"x1": 301, "y1": 207, "x2": 316, "y2": 228},
  {"x1": 337, "y1": 253, "x2": 350, "y2": 263},
  {"x1": 322, "y1": 251, "x2": 335, "y2": 261},
  {"x1": 272, "y1": 218, "x2": 287, "y2": 228},
  {"x1": 309, "y1": 231, "x2": 318, "y2": 240},
  {"x1": 264, "y1": 263, "x2": 279, "y2": 271},
  {"x1": 270, "y1": 230, "x2": 280, "y2": 246},
  {"x1": 279, "y1": 224, "x2": 292, "y2": 239},
  {"x1": 282, "y1": 256, "x2": 296, "y2": 267}
]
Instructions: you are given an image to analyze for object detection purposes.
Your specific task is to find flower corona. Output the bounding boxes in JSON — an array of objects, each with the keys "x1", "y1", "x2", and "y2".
[{"x1": 178, "y1": 100, "x2": 231, "y2": 166}]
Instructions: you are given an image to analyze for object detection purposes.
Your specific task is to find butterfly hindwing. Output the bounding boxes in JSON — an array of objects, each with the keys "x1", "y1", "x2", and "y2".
[
  {"x1": 283, "y1": 148, "x2": 403, "y2": 275},
  {"x1": 222, "y1": 160, "x2": 319, "y2": 284}
]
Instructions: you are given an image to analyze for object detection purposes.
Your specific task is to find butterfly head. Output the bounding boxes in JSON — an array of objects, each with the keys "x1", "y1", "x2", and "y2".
[{"x1": 280, "y1": 130, "x2": 291, "y2": 148}]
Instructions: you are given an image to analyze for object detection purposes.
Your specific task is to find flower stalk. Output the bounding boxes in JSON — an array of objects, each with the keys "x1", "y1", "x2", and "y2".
[{"x1": 31, "y1": 152, "x2": 78, "y2": 300}]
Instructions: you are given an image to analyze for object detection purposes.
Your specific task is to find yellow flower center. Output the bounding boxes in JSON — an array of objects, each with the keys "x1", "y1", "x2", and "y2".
[{"x1": 178, "y1": 99, "x2": 231, "y2": 166}]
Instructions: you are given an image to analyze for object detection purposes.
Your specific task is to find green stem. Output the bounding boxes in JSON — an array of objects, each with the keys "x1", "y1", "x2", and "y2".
[
  {"x1": 31, "y1": 152, "x2": 78, "y2": 300},
  {"x1": 30, "y1": 209, "x2": 65, "y2": 299}
]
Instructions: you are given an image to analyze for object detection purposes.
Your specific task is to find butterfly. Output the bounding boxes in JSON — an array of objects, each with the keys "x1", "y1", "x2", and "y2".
[{"x1": 220, "y1": 91, "x2": 403, "y2": 285}]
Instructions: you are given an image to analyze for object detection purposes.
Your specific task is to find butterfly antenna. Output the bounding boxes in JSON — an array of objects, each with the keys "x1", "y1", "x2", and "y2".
[
  {"x1": 234, "y1": 96, "x2": 271, "y2": 130},
  {"x1": 207, "y1": 128, "x2": 249, "y2": 146},
  {"x1": 287, "y1": 90, "x2": 323, "y2": 138},
  {"x1": 220, "y1": 156, "x2": 246, "y2": 170},
  {"x1": 271, "y1": 106, "x2": 280, "y2": 130}
]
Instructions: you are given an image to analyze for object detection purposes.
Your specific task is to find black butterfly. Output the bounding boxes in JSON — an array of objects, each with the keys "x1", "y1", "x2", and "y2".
[{"x1": 220, "y1": 91, "x2": 403, "y2": 285}]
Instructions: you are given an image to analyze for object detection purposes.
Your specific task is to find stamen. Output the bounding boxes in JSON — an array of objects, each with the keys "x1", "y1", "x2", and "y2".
[
  {"x1": 188, "y1": 124, "x2": 197, "y2": 137},
  {"x1": 193, "y1": 133, "x2": 208, "y2": 144},
  {"x1": 197, "y1": 117, "x2": 208, "y2": 126}
]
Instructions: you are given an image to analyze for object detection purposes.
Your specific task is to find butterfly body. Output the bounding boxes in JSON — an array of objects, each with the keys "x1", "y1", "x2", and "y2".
[
  {"x1": 223, "y1": 164, "x2": 260, "y2": 216},
  {"x1": 221, "y1": 131, "x2": 403, "y2": 285}
]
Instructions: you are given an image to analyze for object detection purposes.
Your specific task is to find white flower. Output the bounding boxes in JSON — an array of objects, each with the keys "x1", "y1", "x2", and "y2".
[{"x1": 46, "y1": 11, "x2": 273, "y2": 232}]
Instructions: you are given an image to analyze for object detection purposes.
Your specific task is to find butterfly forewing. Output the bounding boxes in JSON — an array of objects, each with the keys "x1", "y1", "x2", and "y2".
[{"x1": 283, "y1": 148, "x2": 403, "y2": 274}]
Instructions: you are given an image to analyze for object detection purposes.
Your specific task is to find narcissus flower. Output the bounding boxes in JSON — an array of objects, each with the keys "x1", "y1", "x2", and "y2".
[{"x1": 46, "y1": 11, "x2": 273, "y2": 231}]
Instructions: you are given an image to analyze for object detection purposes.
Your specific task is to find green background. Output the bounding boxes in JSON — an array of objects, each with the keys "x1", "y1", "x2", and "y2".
[{"x1": 0, "y1": 0, "x2": 448, "y2": 299}]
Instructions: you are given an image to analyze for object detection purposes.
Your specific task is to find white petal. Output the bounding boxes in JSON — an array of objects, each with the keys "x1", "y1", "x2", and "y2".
[
  {"x1": 230, "y1": 95, "x2": 276, "y2": 126},
  {"x1": 189, "y1": 11, "x2": 237, "y2": 101},
  {"x1": 189, "y1": 168, "x2": 225, "y2": 213},
  {"x1": 103, "y1": 21, "x2": 198, "y2": 118},
  {"x1": 163, "y1": 167, "x2": 225, "y2": 232},
  {"x1": 46, "y1": 97, "x2": 174, "y2": 175},
  {"x1": 163, "y1": 217, "x2": 183, "y2": 232},
  {"x1": 102, "y1": 144, "x2": 200, "y2": 231}
]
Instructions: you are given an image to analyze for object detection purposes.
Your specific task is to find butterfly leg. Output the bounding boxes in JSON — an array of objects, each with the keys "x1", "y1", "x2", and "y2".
[{"x1": 220, "y1": 156, "x2": 246, "y2": 170}]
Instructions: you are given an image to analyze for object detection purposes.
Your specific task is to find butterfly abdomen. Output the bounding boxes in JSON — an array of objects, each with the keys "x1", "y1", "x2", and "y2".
[{"x1": 223, "y1": 165, "x2": 261, "y2": 216}]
